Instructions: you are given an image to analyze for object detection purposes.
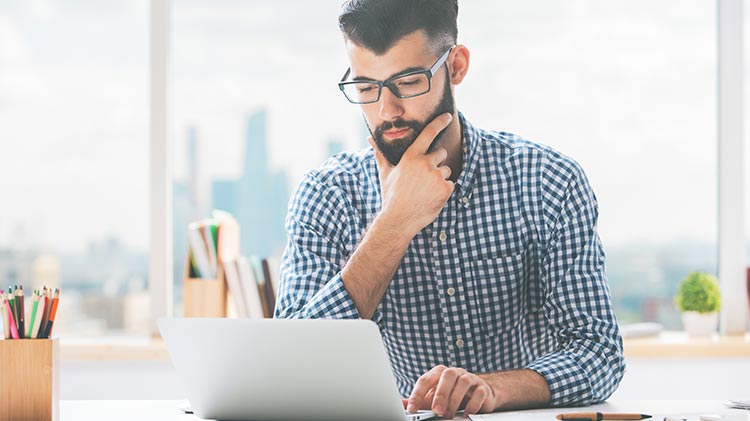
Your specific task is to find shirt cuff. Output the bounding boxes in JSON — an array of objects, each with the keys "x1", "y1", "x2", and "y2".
[
  {"x1": 301, "y1": 272, "x2": 385, "y2": 327},
  {"x1": 525, "y1": 351, "x2": 591, "y2": 406}
]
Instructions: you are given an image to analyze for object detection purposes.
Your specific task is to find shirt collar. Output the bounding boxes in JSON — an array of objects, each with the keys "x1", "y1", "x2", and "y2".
[{"x1": 454, "y1": 110, "x2": 481, "y2": 202}]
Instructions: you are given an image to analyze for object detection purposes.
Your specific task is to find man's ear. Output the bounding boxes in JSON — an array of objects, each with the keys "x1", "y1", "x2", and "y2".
[{"x1": 448, "y1": 45, "x2": 470, "y2": 85}]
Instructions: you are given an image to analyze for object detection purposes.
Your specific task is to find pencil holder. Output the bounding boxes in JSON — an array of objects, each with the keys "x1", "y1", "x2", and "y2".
[
  {"x1": 183, "y1": 258, "x2": 227, "y2": 318},
  {"x1": 0, "y1": 338, "x2": 60, "y2": 421}
]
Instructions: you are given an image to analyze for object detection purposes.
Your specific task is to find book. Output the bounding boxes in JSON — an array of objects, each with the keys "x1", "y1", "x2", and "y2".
[
  {"x1": 214, "y1": 211, "x2": 245, "y2": 317},
  {"x1": 200, "y1": 222, "x2": 219, "y2": 278},
  {"x1": 238, "y1": 256, "x2": 265, "y2": 319},
  {"x1": 261, "y1": 258, "x2": 276, "y2": 318},
  {"x1": 223, "y1": 259, "x2": 248, "y2": 318},
  {"x1": 266, "y1": 256, "x2": 281, "y2": 298},
  {"x1": 187, "y1": 222, "x2": 213, "y2": 279}
]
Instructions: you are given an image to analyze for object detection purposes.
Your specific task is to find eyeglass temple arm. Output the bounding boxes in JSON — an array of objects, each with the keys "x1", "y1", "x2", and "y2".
[
  {"x1": 429, "y1": 45, "x2": 456, "y2": 77},
  {"x1": 340, "y1": 67, "x2": 351, "y2": 83}
]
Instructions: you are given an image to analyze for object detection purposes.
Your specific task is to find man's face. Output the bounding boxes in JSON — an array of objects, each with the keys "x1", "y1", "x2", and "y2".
[{"x1": 345, "y1": 31, "x2": 455, "y2": 165}]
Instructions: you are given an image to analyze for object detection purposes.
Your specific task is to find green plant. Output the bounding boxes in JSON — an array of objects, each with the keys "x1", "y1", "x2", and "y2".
[{"x1": 675, "y1": 271, "x2": 721, "y2": 313}]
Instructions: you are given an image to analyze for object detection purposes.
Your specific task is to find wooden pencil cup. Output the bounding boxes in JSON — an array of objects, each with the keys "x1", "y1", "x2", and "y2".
[
  {"x1": 0, "y1": 338, "x2": 60, "y2": 421},
  {"x1": 183, "y1": 259, "x2": 228, "y2": 318}
]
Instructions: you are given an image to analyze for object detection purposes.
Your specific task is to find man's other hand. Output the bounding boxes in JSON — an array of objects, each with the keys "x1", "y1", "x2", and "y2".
[{"x1": 406, "y1": 365, "x2": 497, "y2": 418}]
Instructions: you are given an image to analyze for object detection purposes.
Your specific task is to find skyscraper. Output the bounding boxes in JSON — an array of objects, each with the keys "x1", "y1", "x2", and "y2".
[{"x1": 211, "y1": 109, "x2": 291, "y2": 259}]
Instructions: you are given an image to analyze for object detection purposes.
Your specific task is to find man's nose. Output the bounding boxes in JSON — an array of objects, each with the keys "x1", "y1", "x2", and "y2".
[{"x1": 378, "y1": 86, "x2": 404, "y2": 122}]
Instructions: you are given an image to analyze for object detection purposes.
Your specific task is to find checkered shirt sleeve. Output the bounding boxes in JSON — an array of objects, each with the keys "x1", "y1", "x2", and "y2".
[{"x1": 525, "y1": 158, "x2": 624, "y2": 406}]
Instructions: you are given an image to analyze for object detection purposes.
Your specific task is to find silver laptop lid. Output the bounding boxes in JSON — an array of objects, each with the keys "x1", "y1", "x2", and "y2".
[{"x1": 159, "y1": 317, "x2": 411, "y2": 421}]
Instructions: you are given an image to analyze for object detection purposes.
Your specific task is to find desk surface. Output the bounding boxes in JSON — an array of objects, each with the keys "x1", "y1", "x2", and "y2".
[{"x1": 60, "y1": 400, "x2": 749, "y2": 421}]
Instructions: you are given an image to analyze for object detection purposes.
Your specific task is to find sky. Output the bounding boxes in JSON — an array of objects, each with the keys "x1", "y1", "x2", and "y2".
[{"x1": 0, "y1": 0, "x2": 741, "y2": 254}]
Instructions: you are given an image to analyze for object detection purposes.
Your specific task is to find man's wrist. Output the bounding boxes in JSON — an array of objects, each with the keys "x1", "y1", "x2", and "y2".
[
  {"x1": 372, "y1": 210, "x2": 418, "y2": 248},
  {"x1": 478, "y1": 369, "x2": 551, "y2": 411}
]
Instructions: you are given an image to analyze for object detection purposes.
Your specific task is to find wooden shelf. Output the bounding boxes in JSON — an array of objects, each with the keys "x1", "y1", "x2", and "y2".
[
  {"x1": 623, "y1": 331, "x2": 750, "y2": 357},
  {"x1": 59, "y1": 336, "x2": 169, "y2": 361},
  {"x1": 54, "y1": 331, "x2": 750, "y2": 361}
]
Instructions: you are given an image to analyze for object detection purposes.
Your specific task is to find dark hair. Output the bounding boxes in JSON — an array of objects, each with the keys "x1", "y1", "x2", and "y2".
[{"x1": 338, "y1": 0, "x2": 458, "y2": 55}]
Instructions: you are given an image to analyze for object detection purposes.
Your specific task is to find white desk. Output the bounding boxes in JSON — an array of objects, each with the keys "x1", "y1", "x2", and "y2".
[{"x1": 60, "y1": 400, "x2": 749, "y2": 421}]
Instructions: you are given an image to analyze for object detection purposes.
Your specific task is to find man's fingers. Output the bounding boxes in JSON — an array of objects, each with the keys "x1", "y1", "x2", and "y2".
[
  {"x1": 427, "y1": 147, "x2": 448, "y2": 167},
  {"x1": 431, "y1": 367, "x2": 464, "y2": 416},
  {"x1": 406, "y1": 112, "x2": 453, "y2": 158},
  {"x1": 445, "y1": 373, "x2": 476, "y2": 418},
  {"x1": 438, "y1": 165, "x2": 451, "y2": 180},
  {"x1": 407, "y1": 366, "x2": 445, "y2": 413},
  {"x1": 463, "y1": 385, "x2": 489, "y2": 416}
]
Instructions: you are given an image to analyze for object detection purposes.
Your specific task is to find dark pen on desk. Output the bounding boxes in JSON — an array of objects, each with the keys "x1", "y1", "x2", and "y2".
[{"x1": 556, "y1": 413, "x2": 652, "y2": 421}]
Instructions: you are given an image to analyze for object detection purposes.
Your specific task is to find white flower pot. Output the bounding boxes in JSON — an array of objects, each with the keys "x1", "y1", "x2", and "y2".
[{"x1": 681, "y1": 311, "x2": 719, "y2": 337}]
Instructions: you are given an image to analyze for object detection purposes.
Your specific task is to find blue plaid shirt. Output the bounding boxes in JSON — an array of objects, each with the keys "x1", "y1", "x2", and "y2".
[{"x1": 275, "y1": 112, "x2": 625, "y2": 406}]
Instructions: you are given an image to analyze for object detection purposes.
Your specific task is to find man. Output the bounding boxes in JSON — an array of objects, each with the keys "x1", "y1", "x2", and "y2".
[{"x1": 275, "y1": 0, "x2": 625, "y2": 418}]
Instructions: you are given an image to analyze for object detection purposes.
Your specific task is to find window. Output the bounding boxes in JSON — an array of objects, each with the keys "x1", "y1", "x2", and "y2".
[
  {"x1": 168, "y1": 1, "x2": 721, "y2": 328},
  {"x1": 0, "y1": 1, "x2": 150, "y2": 336},
  {"x1": 458, "y1": 1, "x2": 718, "y2": 328},
  {"x1": 170, "y1": 0, "x2": 366, "y2": 313}
]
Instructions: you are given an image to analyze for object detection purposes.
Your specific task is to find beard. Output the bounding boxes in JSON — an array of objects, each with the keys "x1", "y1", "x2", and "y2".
[{"x1": 366, "y1": 70, "x2": 455, "y2": 166}]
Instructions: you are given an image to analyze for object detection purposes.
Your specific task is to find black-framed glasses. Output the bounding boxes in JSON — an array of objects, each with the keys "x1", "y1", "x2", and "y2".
[{"x1": 338, "y1": 45, "x2": 455, "y2": 104}]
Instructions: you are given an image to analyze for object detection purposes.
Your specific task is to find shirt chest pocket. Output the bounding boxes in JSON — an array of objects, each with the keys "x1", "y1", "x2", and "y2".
[{"x1": 467, "y1": 252, "x2": 526, "y2": 337}]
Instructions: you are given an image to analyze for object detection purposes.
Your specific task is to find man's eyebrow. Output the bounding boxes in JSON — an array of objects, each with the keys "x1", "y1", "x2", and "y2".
[{"x1": 351, "y1": 66, "x2": 425, "y2": 82}]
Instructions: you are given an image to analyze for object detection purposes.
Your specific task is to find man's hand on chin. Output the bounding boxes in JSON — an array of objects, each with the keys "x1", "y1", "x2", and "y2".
[{"x1": 406, "y1": 365, "x2": 497, "y2": 419}]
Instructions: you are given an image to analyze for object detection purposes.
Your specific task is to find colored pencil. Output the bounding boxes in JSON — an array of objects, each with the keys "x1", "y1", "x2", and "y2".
[
  {"x1": 7, "y1": 288, "x2": 15, "y2": 326},
  {"x1": 16, "y1": 286, "x2": 25, "y2": 339},
  {"x1": 31, "y1": 290, "x2": 45, "y2": 339},
  {"x1": 0, "y1": 291, "x2": 8, "y2": 339},
  {"x1": 38, "y1": 287, "x2": 51, "y2": 338},
  {"x1": 42, "y1": 289, "x2": 60, "y2": 339},
  {"x1": 27, "y1": 292, "x2": 39, "y2": 338},
  {"x1": 2, "y1": 291, "x2": 20, "y2": 339}
]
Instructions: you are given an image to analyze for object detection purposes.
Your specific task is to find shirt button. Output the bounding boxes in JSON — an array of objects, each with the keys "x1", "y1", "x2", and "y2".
[
  {"x1": 446, "y1": 287, "x2": 455, "y2": 296},
  {"x1": 438, "y1": 232, "x2": 447, "y2": 242},
  {"x1": 461, "y1": 196, "x2": 469, "y2": 204},
  {"x1": 456, "y1": 338, "x2": 464, "y2": 348}
]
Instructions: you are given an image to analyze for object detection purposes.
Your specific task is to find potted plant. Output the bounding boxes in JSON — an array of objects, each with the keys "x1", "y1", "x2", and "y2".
[{"x1": 675, "y1": 271, "x2": 721, "y2": 336}]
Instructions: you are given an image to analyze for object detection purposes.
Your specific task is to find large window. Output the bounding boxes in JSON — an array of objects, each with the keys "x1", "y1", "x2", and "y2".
[
  {"x1": 459, "y1": 1, "x2": 718, "y2": 328},
  {"x1": 170, "y1": 0, "x2": 364, "y2": 312},
  {"x1": 169, "y1": 1, "x2": 719, "y2": 328},
  {"x1": 0, "y1": 1, "x2": 150, "y2": 336}
]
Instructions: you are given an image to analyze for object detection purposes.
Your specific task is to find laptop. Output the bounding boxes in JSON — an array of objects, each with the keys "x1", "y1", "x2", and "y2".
[{"x1": 158, "y1": 317, "x2": 436, "y2": 421}]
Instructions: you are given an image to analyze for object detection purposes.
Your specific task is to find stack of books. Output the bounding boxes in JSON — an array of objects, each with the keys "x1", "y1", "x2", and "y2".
[
  {"x1": 187, "y1": 211, "x2": 280, "y2": 318},
  {"x1": 223, "y1": 255, "x2": 279, "y2": 319}
]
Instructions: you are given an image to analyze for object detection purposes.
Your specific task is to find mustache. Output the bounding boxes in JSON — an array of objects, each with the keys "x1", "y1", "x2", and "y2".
[{"x1": 374, "y1": 118, "x2": 422, "y2": 138}]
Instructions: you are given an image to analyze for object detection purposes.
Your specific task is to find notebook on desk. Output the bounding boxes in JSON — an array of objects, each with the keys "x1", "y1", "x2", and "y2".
[{"x1": 158, "y1": 317, "x2": 435, "y2": 421}]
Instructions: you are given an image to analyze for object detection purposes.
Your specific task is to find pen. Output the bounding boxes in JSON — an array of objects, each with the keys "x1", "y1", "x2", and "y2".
[{"x1": 556, "y1": 413, "x2": 652, "y2": 421}]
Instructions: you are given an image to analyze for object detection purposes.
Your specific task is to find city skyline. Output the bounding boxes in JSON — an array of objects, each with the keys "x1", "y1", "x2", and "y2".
[
  {"x1": 0, "y1": 0, "x2": 740, "y2": 334},
  {"x1": 1, "y1": 0, "x2": 725, "y2": 252}
]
